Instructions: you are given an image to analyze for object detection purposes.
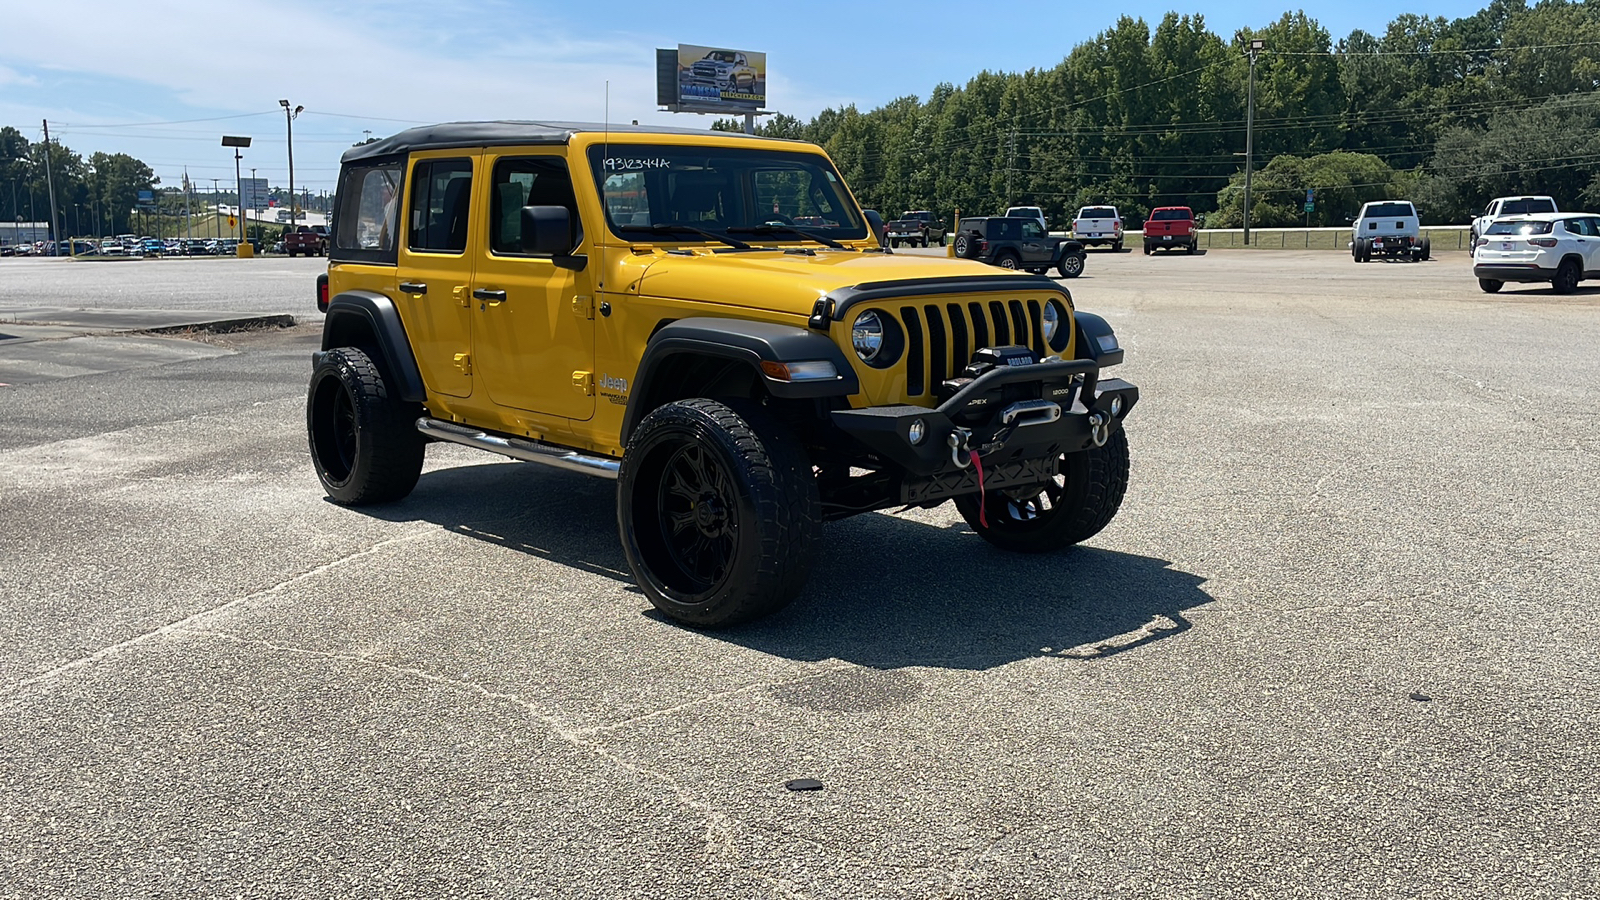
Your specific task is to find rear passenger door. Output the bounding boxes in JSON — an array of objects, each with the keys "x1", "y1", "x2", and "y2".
[
  {"x1": 397, "y1": 150, "x2": 479, "y2": 399},
  {"x1": 1565, "y1": 217, "x2": 1600, "y2": 273}
]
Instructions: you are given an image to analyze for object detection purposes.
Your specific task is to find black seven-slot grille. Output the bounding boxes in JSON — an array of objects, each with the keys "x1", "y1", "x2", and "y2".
[{"x1": 897, "y1": 298, "x2": 1049, "y2": 396}]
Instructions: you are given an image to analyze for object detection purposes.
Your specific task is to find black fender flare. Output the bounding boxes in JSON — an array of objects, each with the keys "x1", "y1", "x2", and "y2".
[
  {"x1": 318, "y1": 291, "x2": 426, "y2": 403},
  {"x1": 1053, "y1": 239, "x2": 1085, "y2": 261},
  {"x1": 1074, "y1": 311, "x2": 1124, "y2": 367},
  {"x1": 621, "y1": 317, "x2": 860, "y2": 444}
]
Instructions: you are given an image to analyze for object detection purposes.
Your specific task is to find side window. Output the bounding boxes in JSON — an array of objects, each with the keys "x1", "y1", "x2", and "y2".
[
  {"x1": 334, "y1": 163, "x2": 402, "y2": 258},
  {"x1": 407, "y1": 159, "x2": 473, "y2": 254},
  {"x1": 489, "y1": 157, "x2": 578, "y2": 256},
  {"x1": 1021, "y1": 221, "x2": 1044, "y2": 239},
  {"x1": 1565, "y1": 218, "x2": 1593, "y2": 237}
]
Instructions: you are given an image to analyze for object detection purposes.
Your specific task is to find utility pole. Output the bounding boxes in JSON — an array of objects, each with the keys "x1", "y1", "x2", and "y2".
[
  {"x1": 42, "y1": 120, "x2": 61, "y2": 255},
  {"x1": 1005, "y1": 127, "x2": 1017, "y2": 201},
  {"x1": 280, "y1": 100, "x2": 303, "y2": 224},
  {"x1": 1243, "y1": 38, "x2": 1264, "y2": 247}
]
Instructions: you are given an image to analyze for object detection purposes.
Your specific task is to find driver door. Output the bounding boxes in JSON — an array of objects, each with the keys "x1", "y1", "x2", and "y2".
[{"x1": 470, "y1": 152, "x2": 596, "y2": 421}]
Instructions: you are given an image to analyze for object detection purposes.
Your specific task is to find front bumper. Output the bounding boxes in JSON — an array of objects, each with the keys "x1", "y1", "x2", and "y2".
[
  {"x1": 1473, "y1": 263, "x2": 1555, "y2": 283},
  {"x1": 831, "y1": 357, "x2": 1138, "y2": 504}
]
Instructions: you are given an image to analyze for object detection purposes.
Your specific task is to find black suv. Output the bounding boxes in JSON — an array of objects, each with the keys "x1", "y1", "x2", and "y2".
[{"x1": 952, "y1": 216, "x2": 1085, "y2": 278}]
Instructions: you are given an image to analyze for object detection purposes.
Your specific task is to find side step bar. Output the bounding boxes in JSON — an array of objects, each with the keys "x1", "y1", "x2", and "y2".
[{"x1": 416, "y1": 418, "x2": 620, "y2": 480}]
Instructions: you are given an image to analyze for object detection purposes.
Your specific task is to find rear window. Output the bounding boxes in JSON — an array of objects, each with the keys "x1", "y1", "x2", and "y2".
[
  {"x1": 1150, "y1": 209, "x2": 1191, "y2": 221},
  {"x1": 1079, "y1": 207, "x2": 1117, "y2": 219},
  {"x1": 1486, "y1": 220, "x2": 1553, "y2": 236},
  {"x1": 333, "y1": 161, "x2": 403, "y2": 264},
  {"x1": 1502, "y1": 198, "x2": 1556, "y2": 215},
  {"x1": 1365, "y1": 202, "x2": 1415, "y2": 218}
]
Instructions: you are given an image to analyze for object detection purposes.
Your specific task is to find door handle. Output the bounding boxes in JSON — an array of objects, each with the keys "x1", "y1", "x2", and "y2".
[
  {"x1": 472, "y1": 288, "x2": 507, "y2": 305},
  {"x1": 399, "y1": 282, "x2": 428, "y2": 295}
]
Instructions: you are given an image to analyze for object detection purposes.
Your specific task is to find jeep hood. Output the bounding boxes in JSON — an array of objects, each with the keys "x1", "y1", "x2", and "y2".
[{"x1": 630, "y1": 250, "x2": 1031, "y2": 318}]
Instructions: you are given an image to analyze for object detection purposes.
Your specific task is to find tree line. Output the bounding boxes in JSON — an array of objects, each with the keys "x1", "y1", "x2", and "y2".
[
  {"x1": 721, "y1": 0, "x2": 1600, "y2": 227},
  {"x1": 0, "y1": 125, "x2": 162, "y2": 237}
]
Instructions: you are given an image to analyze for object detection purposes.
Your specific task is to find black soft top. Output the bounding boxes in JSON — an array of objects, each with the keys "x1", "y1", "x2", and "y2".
[{"x1": 341, "y1": 120, "x2": 775, "y2": 164}]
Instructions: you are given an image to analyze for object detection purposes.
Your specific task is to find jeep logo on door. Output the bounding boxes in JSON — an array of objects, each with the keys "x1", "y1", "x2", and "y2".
[{"x1": 600, "y1": 374, "x2": 628, "y2": 393}]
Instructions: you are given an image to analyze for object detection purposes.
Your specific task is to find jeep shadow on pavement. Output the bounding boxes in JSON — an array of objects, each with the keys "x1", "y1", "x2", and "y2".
[{"x1": 359, "y1": 458, "x2": 1212, "y2": 671}]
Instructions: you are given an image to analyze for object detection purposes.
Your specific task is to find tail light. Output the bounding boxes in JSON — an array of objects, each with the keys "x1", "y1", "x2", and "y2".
[
  {"x1": 1529, "y1": 238, "x2": 1558, "y2": 248},
  {"x1": 316, "y1": 273, "x2": 330, "y2": 312}
]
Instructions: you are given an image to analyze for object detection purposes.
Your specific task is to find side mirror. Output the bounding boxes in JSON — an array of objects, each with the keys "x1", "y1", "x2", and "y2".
[
  {"x1": 862, "y1": 209, "x2": 889, "y2": 249},
  {"x1": 520, "y1": 205, "x2": 586, "y2": 269}
]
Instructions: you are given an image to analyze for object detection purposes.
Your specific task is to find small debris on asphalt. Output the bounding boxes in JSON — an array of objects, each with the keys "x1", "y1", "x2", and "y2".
[
  {"x1": 785, "y1": 778, "x2": 824, "y2": 792},
  {"x1": 1409, "y1": 692, "x2": 1432, "y2": 702}
]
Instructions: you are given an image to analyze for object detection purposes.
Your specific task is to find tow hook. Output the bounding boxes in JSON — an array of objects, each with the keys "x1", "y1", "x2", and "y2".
[
  {"x1": 1088, "y1": 411, "x2": 1110, "y2": 448},
  {"x1": 947, "y1": 428, "x2": 973, "y2": 468}
]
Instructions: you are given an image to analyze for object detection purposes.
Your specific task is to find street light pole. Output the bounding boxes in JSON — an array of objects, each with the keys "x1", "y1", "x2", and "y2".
[
  {"x1": 1243, "y1": 38, "x2": 1264, "y2": 247},
  {"x1": 280, "y1": 100, "x2": 303, "y2": 225}
]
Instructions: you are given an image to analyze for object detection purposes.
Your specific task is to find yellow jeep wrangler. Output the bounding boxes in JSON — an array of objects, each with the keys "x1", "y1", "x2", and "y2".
[{"x1": 307, "y1": 121, "x2": 1137, "y2": 627}]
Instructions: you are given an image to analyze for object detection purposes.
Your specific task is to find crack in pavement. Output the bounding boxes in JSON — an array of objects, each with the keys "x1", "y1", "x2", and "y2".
[
  {"x1": 0, "y1": 529, "x2": 437, "y2": 705},
  {"x1": 155, "y1": 628, "x2": 820, "y2": 900},
  {"x1": 574, "y1": 664, "x2": 856, "y2": 737}
]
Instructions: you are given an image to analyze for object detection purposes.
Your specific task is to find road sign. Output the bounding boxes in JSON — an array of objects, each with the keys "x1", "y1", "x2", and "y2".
[
  {"x1": 1306, "y1": 188, "x2": 1315, "y2": 201},
  {"x1": 228, "y1": 216, "x2": 237, "y2": 228},
  {"x1": 1303, "y1": 202, "x2": 1315, "y2": 213}
]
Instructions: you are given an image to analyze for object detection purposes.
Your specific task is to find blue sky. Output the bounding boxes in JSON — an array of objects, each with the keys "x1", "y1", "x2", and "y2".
[{"x1": 2, "y1": 0, "x2": 1471, "y2": 194}]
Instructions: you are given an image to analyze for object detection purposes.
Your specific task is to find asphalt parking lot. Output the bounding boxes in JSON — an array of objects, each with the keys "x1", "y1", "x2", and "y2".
[{"x1": 2, "y1": 249, "x2": 1597, "y2": 898}]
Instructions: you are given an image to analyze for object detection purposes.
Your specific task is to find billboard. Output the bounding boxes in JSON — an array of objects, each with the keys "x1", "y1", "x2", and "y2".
[
  {"x1": 657, "y1": 44, "x2": 766, "y2": 113},
  {"x1": 240, "y1": 178, "x2": 270, "y2": 211}
]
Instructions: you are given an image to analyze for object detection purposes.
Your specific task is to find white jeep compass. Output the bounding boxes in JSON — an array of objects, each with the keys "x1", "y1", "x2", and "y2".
[{"x1": 1473, "y1": 212, "x2": 1600, "y2": 294}]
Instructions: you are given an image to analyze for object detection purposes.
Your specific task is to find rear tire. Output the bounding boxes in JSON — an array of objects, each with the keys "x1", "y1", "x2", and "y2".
[
  {"x1": 1478, "y1": 278, "x2": 1504, "y2": 293},
  {"x1": 1113, "y1": 239, "x2": 1123, "y2": 252},
  {"x1": 1419, "y1": 236, "x2": 1431, "y2": 261},
  {"x1": 619, "y1": 399, "x2": 821, "y2": 628},
  {"x1": 306, "y1": 347, "x2": 426, "y2": 505},
  {"x1": 954, "y1": 428, "x2": 1129, "y2": 553},
  {"x1": 1187, "y1": 240, "x2": 1197, "y2": 254},
  {"x1": 1143, "y1": 244, "x2": 1151, "y2": 255},
  {"x1": 1553, "y1": 258, "x2": 1581, "y2": 294},
  {"x1": 994, "y1": 250, "x2": 1021, "y2": 270}
]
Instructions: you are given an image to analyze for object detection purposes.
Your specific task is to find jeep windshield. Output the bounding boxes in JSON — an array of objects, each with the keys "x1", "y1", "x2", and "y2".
[{"x1": 589, "y1": 145, "x2": 868, "y2": 244}]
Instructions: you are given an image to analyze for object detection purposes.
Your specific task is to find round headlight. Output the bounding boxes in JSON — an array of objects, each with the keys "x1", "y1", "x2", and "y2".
[
  {"x1": 1041, "y1": 302, "x2": 1060, "y2": 344},
  {"x1": 852, "y1": 311, "x2": 884, "y2": 361},
  {"x1": 908, "y1": 418, "x2": 926, "y2": 445}
]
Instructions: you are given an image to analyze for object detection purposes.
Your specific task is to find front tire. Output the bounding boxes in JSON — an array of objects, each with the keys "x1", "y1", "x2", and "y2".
[
  {"x1": 1056, "y1": 253, "x2": 1084, "y2": 278},
  {"x1": 954, "y1": 428, "x2": 1129, "y2": 553},
  {"x1": 306, "y1": 347, "x2": 426, "y2": 505},
  {"x1": 619, "y1": 399, "x2": 821, "y2": 628}
]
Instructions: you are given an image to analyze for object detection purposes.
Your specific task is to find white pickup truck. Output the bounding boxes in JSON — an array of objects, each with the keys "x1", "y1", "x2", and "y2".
[{"x1": 1072, "y1": 205, "x2": 1123, "y2": 251}]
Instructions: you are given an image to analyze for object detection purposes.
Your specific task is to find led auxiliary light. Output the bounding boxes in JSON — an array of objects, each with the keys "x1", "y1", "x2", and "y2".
[{"x1": 908, "y1": 418, "x2": 926, "y2": 445}]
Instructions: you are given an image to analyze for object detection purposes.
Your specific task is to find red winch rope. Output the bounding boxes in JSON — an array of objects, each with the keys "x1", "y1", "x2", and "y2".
[{"x1": 969, "y1": 449, "x2": 987, "y2": 528}]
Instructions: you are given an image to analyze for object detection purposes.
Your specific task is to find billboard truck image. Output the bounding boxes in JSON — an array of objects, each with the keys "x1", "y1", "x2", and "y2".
[{"x1": 675, "y1": 44, "x2": 765, "y2": 111}]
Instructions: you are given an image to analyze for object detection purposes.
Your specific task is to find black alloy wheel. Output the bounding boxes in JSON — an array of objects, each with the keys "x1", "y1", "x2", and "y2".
[
  {"x1": 619, "y1": 398, "x2": 821, "y2": 627},
  {"x1": 306, "y1": 347, "x2": 426, "y2": 505},
  {"x1": 954, "y1": 428, "x2": 1129, "y2": 553}
]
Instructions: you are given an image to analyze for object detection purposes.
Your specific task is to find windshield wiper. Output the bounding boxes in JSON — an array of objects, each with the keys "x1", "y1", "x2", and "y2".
[
  {"x1": 725, "y1": 224, "x2": 846, "y2": 249},
  {"x1": 646, "y1": 223, "x2": 751, "y2": 250}
]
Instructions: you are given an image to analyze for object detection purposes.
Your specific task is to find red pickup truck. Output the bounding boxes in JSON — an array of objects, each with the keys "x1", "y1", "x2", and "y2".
[
  {"x1": 283, "y1": 225, "x2": 329, "y2": 257},
  {"x1": 1142, "y1": 207, "x2": 1197, "y2": 254}
]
